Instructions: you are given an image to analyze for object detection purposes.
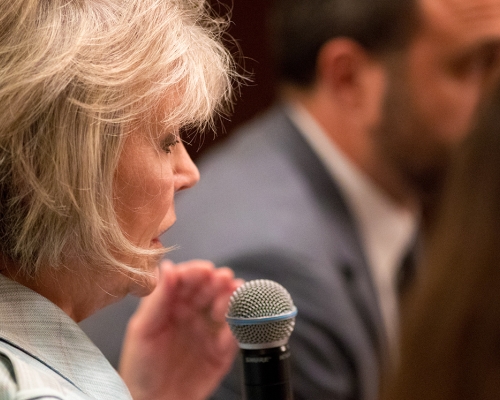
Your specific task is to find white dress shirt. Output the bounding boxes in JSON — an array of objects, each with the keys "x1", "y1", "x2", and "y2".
[{"x1": 286, "y1": 102, "x2": 419, "y2": 347}]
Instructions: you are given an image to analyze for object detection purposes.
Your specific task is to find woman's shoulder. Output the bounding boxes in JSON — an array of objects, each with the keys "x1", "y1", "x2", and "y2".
[
  {"x1": 0, "y1": 340, "x2": 91, "y2": 400},
  {"x1": 0, "y1": 357, "x2": 17, "y2": 400}
]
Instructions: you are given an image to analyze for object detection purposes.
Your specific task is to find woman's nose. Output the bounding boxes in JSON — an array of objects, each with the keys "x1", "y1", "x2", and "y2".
[{"x1": 174, "y1": 141, "x2": 200, "y2": 192}]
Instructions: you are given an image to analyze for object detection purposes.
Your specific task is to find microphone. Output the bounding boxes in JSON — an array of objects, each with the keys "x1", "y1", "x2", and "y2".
[{"x1": 226, "y1": 279, "x2": 297, "y2": 400}]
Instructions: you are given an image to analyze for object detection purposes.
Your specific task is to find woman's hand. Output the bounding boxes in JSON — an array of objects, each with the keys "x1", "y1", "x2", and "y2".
[{"x1": 119, "y1": 259, "x2": 243, "y2": 400}]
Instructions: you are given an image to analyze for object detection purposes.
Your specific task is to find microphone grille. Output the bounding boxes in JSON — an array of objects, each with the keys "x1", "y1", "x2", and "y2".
[{"x1": 226, "y1": 279, "x2": 297, "y2": 349}]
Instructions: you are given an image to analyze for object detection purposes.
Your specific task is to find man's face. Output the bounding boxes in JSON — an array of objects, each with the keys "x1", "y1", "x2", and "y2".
[{"x1": 375, "y1": 0, "x2": 500, "y2": 208}]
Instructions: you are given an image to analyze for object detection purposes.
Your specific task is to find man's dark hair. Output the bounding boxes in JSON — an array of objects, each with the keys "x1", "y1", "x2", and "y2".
[{"x1": 269, "y1": 0, "x2": 419, "y2": 87}]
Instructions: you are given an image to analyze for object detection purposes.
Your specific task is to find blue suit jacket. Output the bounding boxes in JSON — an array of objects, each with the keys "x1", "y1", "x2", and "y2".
[{"x1": 81, "y1": 104, "x2": 387, "y2": 400}]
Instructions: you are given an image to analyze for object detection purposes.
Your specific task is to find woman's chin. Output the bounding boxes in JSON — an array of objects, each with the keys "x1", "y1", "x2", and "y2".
[
  {"x1": 128, "y1": 273, "x2": 158, "y2": 297},
  {"x1": 117, "y1": 244, "x2": 164, "y2": 297}
]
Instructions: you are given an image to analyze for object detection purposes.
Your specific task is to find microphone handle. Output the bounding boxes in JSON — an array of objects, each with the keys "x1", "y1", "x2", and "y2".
[{"x1": 241, "y1": 344, "x2": 293, "y2": 400}]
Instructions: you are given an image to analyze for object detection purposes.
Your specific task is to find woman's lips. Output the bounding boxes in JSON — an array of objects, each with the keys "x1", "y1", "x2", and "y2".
[{"x1": 151, "y1": 238, "x2": 163, "y2": 248}]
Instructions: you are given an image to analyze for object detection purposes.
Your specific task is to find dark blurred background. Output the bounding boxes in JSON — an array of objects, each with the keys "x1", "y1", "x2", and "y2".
[{"x1": 185, "y1": 0, "x2": 277, "y2": 161}]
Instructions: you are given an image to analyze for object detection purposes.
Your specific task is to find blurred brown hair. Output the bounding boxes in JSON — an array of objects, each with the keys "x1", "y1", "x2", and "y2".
[{"x1": 381, "y1": 78, "x2": 500, "y2": 400}]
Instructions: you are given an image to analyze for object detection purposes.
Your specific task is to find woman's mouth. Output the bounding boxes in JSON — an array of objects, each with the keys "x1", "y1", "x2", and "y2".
[{"x1": 150, "y1": 237, "x2": 163, "y2": 248}]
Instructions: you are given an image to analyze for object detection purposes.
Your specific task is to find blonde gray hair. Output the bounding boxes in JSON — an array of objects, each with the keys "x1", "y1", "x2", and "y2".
[{"x1": 0, "y1": 0, "x2": 237, "y2": 279}]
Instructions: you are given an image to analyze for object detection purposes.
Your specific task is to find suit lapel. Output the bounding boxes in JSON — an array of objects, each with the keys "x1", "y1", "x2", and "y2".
[{"x1": 269, "y1": 105, "x2": 389, "y2": 360}]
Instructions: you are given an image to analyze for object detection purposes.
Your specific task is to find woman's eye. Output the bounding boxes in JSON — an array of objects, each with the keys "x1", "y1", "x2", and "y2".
[{"x1": 161, "y1": 134, "x2": 180, "y2": 154}]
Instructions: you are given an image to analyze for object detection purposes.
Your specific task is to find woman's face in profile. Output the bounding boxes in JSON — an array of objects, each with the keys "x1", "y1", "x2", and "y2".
[{"x1": 112, "y1": 123, "x2": 199, "y2": 295}]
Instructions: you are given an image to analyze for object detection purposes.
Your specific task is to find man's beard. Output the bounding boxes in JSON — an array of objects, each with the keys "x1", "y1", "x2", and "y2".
[{"x1": 373, "y1": 72, "x2": 451, "y2": 221}]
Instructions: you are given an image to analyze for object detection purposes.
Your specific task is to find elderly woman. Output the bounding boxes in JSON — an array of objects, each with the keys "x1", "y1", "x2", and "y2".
[{"x1": 0, "y1": 1, "x2": 241, "y2": 399}]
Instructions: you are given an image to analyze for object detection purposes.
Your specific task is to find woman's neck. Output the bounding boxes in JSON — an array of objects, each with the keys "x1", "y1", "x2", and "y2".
[{"x1": 0, "y1": 255, "x2": 125, "y2": 322}]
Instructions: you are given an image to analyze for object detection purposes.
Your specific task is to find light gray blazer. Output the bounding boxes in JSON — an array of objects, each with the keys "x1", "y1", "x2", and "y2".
[{"x1": 0, "y1": 275, "x2": 131, "y2": 400}]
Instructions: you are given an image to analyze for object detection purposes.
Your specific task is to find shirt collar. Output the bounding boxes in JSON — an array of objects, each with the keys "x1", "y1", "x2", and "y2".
[{"x1": 285, "y1": 101, "x2": 420, "y2": 342}]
